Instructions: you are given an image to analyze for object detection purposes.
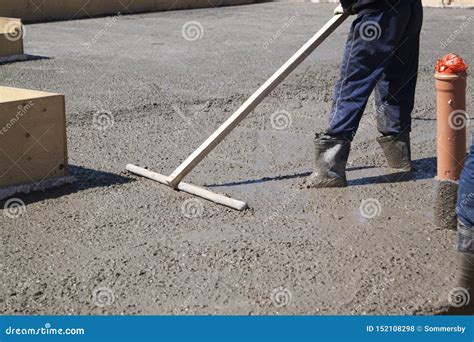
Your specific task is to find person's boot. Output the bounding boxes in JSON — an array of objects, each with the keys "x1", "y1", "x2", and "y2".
[
  {"x1": 444, "y1": 253, "x2": 474, "y2": 315},
  {"x1": 376, "y1": 131, "x2": 412, "y2": 172},
  {"x1": 304, "y1": 134, "x2": 351, "y2": 188}
]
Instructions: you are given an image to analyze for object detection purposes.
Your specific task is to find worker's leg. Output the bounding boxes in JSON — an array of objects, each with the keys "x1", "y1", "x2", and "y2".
[
  {"x1": 375, "y1": 0, "x2": 423, "y2": 171},
  {"x1": 326, "y1": 3, "x2": 413, "y2": 139},
  {"x1": 456, "y1": 142, "x2": 474, "y2": 254},
  {"x1": 446, "y1": 141, "x2": 474, "y2": 314},
  {"x1": 307, "y1": 3, "x2": 415, "y2": 188},
  {"x1": 375, "y1": 0, "x2": 423, "y2": 136}
]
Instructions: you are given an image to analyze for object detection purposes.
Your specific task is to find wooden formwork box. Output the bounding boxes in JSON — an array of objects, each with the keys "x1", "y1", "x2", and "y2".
[
  {"x1": 0, "y1": 87, "x2": 69, "y2": 194},
  {"x1": 0, "y1": 17, "x2": 23, "y2": 58}
]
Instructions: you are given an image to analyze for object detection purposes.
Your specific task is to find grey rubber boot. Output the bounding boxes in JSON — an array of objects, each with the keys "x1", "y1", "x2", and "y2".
[
  {"x1": 444, "y1": 253, "x2": 474, "y2": 315},
  {"x1": 304, "y1": 134, "x2": 351, "y2": 188},
  {"x1": 376, "y1": 131, "x2": 412, "y2": 171}
]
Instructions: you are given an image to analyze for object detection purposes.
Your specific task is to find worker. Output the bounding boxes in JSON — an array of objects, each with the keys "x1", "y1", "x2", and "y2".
[
  {"x1": 306, "y1": 0, "x2": 423, "y2": 188},
  {"x1": 444, "y1": 142, "x2": 474, "y2": 315}
]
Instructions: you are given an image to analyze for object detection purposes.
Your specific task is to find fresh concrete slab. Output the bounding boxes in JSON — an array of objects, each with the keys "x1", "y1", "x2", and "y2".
[{"x1": 1, "y1": 3, "x2": 473, "y2": 315}]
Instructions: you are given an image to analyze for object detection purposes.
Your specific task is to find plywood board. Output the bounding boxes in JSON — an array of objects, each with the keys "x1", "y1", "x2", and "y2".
[
  {"x1": 0, "y1": 86, "x2": 68, "y2": 188},
  {"x1": 0, "y1": 17, "x2": 23, "y2": 57}
]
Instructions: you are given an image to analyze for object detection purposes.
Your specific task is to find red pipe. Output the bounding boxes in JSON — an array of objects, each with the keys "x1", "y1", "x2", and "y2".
[{"x1": 435, "y1": 71, "x2": 467, "y2": 180}]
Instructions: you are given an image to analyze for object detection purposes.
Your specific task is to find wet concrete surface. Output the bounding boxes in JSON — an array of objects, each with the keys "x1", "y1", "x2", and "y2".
[{"x1": 1, "y1": 3, "x2": 473, "y2": 314}]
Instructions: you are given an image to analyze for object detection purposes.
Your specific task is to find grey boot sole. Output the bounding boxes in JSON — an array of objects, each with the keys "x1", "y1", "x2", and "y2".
[{"x1": 304, "y1": 174, "x2": 347, "y2": 188}]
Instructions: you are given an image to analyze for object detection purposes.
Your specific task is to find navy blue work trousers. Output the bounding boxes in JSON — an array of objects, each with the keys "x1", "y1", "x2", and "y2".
[
  {"x1": 457, "y1": 141, "x2": 474, "y2": 255},
  {"x1": 327, "y1": 0, "x2": 423, "y2": 139}
]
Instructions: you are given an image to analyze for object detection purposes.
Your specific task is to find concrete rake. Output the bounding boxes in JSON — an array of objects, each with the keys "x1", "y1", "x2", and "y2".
[{"x1": 126, "y1": 11, "x2": 349, "y2": 211}]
